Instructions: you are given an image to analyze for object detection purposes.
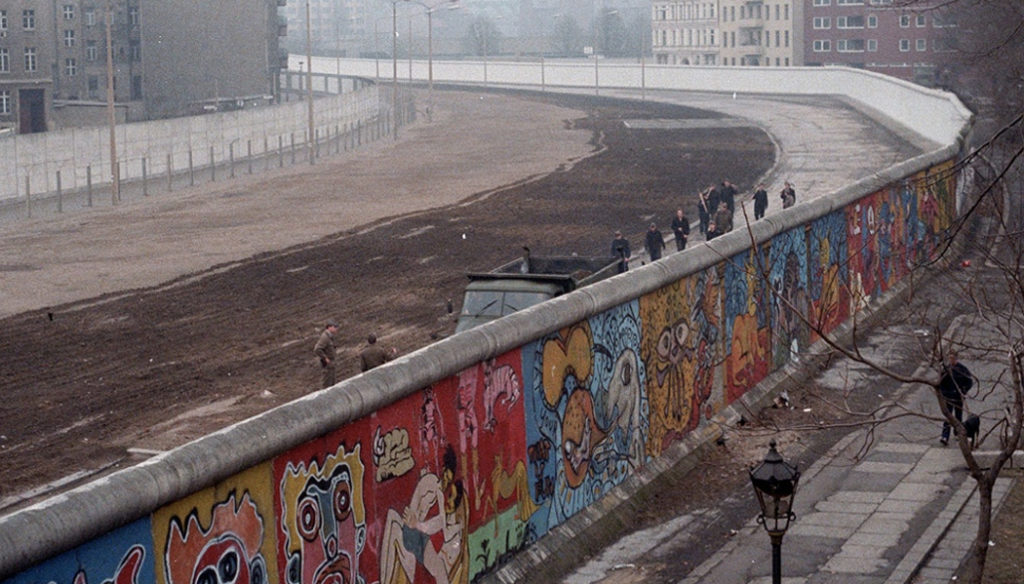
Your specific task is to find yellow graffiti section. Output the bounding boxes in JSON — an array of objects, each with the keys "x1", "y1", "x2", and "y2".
[{"x1": 542, "y1": 323, "x2": 592, "y2": 406}]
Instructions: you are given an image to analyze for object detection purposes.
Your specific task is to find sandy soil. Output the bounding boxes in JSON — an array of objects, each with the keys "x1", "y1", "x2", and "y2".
[{"x1": 0, "y1": 89, "x2": 775, "y2": 511}]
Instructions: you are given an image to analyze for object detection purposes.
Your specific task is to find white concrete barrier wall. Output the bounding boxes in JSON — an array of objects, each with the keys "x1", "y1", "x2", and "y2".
[
  {"x1": 0, "y1": 83, "x2": 381, "y2": 203},
  {"x1": 322, "y1": 57, "x2": 971, "y2": 148}
]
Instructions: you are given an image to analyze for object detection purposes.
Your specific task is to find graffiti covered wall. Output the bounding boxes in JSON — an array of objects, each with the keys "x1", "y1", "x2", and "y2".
[{"x1": 2, "y1": 159, "x2": 961, "y2": 583}]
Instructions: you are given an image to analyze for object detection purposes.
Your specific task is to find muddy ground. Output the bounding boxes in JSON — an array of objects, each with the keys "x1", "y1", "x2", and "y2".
[{"x1": 0, "y1": 90, "x2": 776, "y2": 515}]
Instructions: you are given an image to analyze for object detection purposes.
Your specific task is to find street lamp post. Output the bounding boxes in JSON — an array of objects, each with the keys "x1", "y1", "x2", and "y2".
[
  {"x1": 749, "y1": 440, "x2": 801, "y2": 584},
  {"x1": 392, "y1": 0, "x2": 399, "y2": 139}
]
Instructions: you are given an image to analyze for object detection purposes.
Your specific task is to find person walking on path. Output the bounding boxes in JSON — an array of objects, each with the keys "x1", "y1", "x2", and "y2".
[
  {"x1": 707, "y1": 201, "x2": 733, "y2": 240},
  {"x1": 719, "y1": 180, "x2": 738, "y2": 214},
  {"x1": 780, "y1": 181, "x2": 796, "y2": 209},
  {"x1": 938, "y1": 351, "x2": 975, "y2": 445},
  {"x1": 752, "y1": 183, "x2": 768, "y2": 219},
  {"x1": 697, "y1": 188, "x2": 712, "y2": 236},
  {"x1": 645, "y1": 223, "x2": 666, "y2": 261},
  {"x1": 611, "y1": 230, "x2": 632, "y2": 273},
  {"x1": 314, "y1": 320, "x2": 340, "y2": 389},
  {"x1": 671, "y1": 208, "x2": 691, "y2": 251},
  {"x1": 359, "y1": 333, "x2": 397, "y2": 372}
]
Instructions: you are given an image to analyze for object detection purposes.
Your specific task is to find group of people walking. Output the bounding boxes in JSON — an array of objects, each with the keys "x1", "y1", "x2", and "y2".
[
  {"x1": 613, "y1": 179, "x2": 799, "y2": 273},
  {"x1": 314, "y1": 322, "x2": 398, "y2": 389}
]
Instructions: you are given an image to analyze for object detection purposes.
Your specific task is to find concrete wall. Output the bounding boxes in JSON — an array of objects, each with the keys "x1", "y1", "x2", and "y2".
[
  {"x1": 0, "y1": 93, "x2": 969, "y2": 584},
  {"x1": 327, "y1": 56, "x2": 970, "y2": 149},
  {"x1": 0, "y1": 79, "x2": 380, "y2": 203}
]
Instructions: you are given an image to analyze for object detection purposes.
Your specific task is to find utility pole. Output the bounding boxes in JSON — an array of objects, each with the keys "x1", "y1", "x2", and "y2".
[
  {"x1": 105, "y1": 0, "x2": 119, "y2": 204},
  {"x1": 305, "y1": 1, "x2": 315, "y2": 164}
]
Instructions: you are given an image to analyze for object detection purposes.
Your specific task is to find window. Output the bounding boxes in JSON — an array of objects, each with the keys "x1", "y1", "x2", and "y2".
[
  {"x1": 837, "y1": 38, "x2": 865, "y2": 51},
  {"x1": 86, "y1": 41, "x2": 97, "y2": 61},
  {"x1": 22, "y1": 9, "x2": 35, "y2": 30},
  {"x1": 916, "y1": 38, "x2": 926, "y2": 51},
  {"x1": 775, "y1": 30, "x2": 780, "y2": 46},
  {"x1": 24, "y1": 47, "x2": 36, "y2": 72},
  {"x1": 784, "y1": 4, "x2": 789, "y2": 19},
  {"x1": 916, "y1": 14, "x2": 926, "y2": 27},
  {"x1": 0, "y1": 48, "x2": 8, "y2": 73},
  {"x1": 0, "y1": 90, "x2": 9, "y2": 114},
  {"x1": 785, "y1": 30, "x2": 789, "y2": 46},
  {"x1": 813, "y1": 16, "x2": 830, "y2": 28},
  {"x1": 813, "y1": 39, "x2": 831, "y2": 51},
  {"x1": 933, "y1": 12, "x2": 955, "y2": 27},
  {"x1": 867, "y1": 38, "x2": 877, "y2": 51},
  {"x1": 85, "y1": 9, "x2": 95, "y2": 26},
  {"x1": 837, "y1": 0, "x2": 863, "y2": 4},
  {"x1": 129, "y1": 7, "x2": 139, "y2": 26},
  {"x1": 933, "y1": 37, "x2": 956, "y2": 51},
  {"x1": 899, "y1": 14, "x2": 910, "y2": 27},
  {"x1": 899, "y1": 39, "x2": 910, "y2": 51},
  {"x1": 775, "y1": 4, "x2": 780, "y2": 19},
  {"x1": 64, "y1": 29, "x2": 75, "y2": 47},
  {"x1": 870, "y1": 0, "x2": 892, "y2": 4},
  {"x1": 65, "y1": 58, "x2": 77, "y2": 76},
  {"x1": 0, "y1": 10, "x2": 6, "y2": 31},
  {"x1": 813, "y1": 0, "x2": 830, "y2": 5},
  {"x1": 63, "y1": 5, "x2": 75, "y2": 19},
  {"x1": 837, "y1": 15, "x2": 865, "y2": 28}
]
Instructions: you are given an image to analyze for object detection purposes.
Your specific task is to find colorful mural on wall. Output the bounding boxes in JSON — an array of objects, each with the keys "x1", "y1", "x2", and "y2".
[{"x1": 2, "y1": 160, "x2": 963, "y2": 584}]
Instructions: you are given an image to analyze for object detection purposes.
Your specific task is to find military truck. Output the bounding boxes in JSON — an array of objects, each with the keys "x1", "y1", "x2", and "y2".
[{"x1": 455, "y1": 249, "x2": 620, "y2": 333}]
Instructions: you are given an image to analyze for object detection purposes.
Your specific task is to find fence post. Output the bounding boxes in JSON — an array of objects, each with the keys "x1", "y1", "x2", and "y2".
[
  {"x1": 230, "y1": 142, "x2": 236, "y2": 179},
  {"x1": 87, "y1": 165, "x2": 93, "y2": 207},
  {"x1": 278, "y1": 135, "x2": 284, "y2": 168},
  {"x1": 25, "y1": 175, "x2": 31, "y2": 219},
  {"x1": 290, "y1": 133, "x2": 296, "y2": 165},
  {"x1": 56, "y1": 171, "x2": 63, "y2": 213},
  {"x1": 210, "y1": 146, "x2": 216, "y2": 182},
  {"x1": 142, "y1": 157, "x2": 148, "y2": 196},
  {"x1": 247, "y1": 140, "x2": 253, "y2": 175},
  {"x1": 189, "y1": 149, "x2": 195, "y2": 186},
  {"x1": 167, "y1": 153, "x2": 173, "y2": 192}
]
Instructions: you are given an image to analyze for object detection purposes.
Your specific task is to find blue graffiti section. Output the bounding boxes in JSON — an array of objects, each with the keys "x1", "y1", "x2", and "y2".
[
  {"x1": 5, "y1": 521, "x2": 154, "y2": 584},
  {"x1": 522, "y1": 301, "x2": 648, "y2": 537}
]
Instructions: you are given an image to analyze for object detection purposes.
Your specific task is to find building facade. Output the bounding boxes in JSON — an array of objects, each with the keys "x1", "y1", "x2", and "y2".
[
  {"x1": 0, "y1": 2, "x2": 58, "y2": 133},
  {"x1": 803, "y1": 0, "x2": 955, "y2": 83},
  {"x1": 651, "y1": 0, "x2": 803, "y2": 66},
  {"x1": 652, "y1": 1, "x2": 720, "y2": 65},
  {"x1": 719, "y1": 0, "x2": 802, "y2": 66},
  {"x1": 0, "y1": 0, "x2": 285, "y2": 133}
]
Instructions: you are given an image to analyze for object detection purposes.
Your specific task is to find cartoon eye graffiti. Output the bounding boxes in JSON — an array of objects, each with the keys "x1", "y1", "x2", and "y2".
[
  {"x1": 333, "y1": 481, "x2": 351, "y2": 522},
  {"x1": 656, "y1": 328, "x2": 674, "y2": 360},
  {"x1": 250, "y1": 557, "x2": 267, "y2": 584},
  {"x1": 218, "y1": 550, "x2": 239, "y2": 584},
  {"x1": 673, "y1": 321, "x2": 690, "y2": 347},
  {"x1": 298, "y1": 497, "x2": 320, "y2": 541},
  {"x1": 194, "y1": 549, "x2": 240, "y2": 584}
]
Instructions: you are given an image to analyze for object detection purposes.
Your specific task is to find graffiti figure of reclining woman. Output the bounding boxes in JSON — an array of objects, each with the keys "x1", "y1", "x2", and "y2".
[{"x1": 380, "y1": 447, "x2": 466, "y2": 584}]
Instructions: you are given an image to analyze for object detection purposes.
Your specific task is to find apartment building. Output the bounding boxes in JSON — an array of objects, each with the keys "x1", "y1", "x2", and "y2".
[
  {"x1": 804, "y1": 0, "x2": 955, "y2": 84},
  {"x1": 0, "y1": 0, "x2": 286, "y2": 133},
  {"x1": 652, "y1": 1, "x2": 720, "y2": 65},
  {"x1": 0, "y1": 2, "x2": 58, "y2": 133},
  {"x1": 719, "y1": 0, "x2": 802, "y2": 66},
  {"x1": 651, "y1": 0, "x2": 802, "y2": 66}
]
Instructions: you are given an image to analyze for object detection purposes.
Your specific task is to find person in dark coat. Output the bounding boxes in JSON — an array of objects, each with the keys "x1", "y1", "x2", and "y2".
[
  {"x1": 938, "y1": 352, "x2": 975, "y2": 445},
  {"x1": 611, "y1": 230, "x2": 631, "y2": 273},
  {"x1": 314, "y1": 320, "x2": 339, "y2": 389},
  {"x1": 707, "y1": 201, "x2": 733, "y2": 240},
  {"x1": 719, "y1": 180, "x2": 738, "y2": 214},
  {"x1": 697, "y1": 187, "x2": 713, "y2": 236},
  {"x1": 780, "y1": 181, "x2": 796, "y2": 209},
  {"x1": 752, "y1": 183, "x2": 768, "y2": 220},
  {"x1": 645, "y1": 223, "x2": 665, "y2": 261},
  {"x1": 670, "y1": 208, "x2": 691, "y2": 251}
]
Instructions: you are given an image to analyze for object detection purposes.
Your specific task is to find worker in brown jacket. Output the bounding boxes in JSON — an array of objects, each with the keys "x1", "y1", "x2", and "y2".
[
  {"x1": 314, "y1": 320, "x2": 339, "y2": 389},
  {"x1": 359, "y1": 334, "x2": 396, "y2": 372}
]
